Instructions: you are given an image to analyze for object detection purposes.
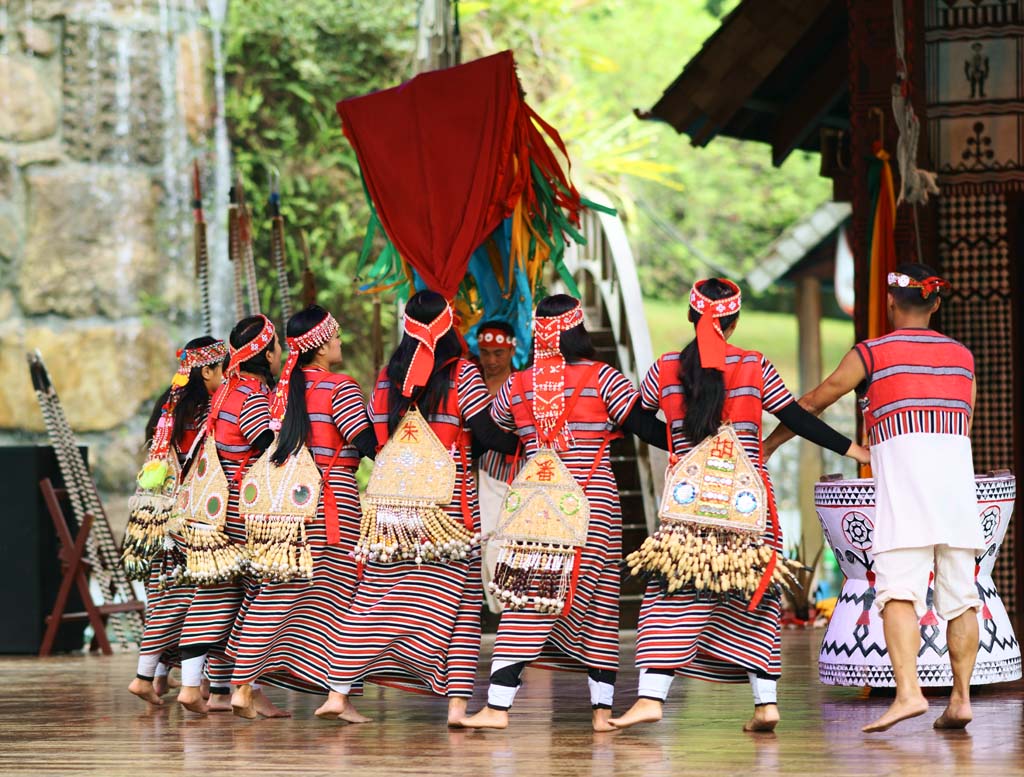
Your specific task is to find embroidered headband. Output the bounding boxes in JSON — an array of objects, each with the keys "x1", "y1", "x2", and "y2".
[
  {"x1": 689, "y1": 279, "x2": 742, "y2": 372},
  {"x1": 270, "y1": 312, "x2": 340, "y2": 429},
  {"x1": 148, "y1": 339, "x2": 228, "y2": 461},
  {"x1": 401, "y1": 303, "x2": 455, "y2": 398},
  {"x1": 478, "y1": 327, "x2": 516, "y2": 349},
  {"x1": 532, "y1": 300, "x2": 585, "y2": 448},
  {"x1": 206, "y1": 315, "x2": 277, "y2": 434},
  {"x1": 887, "y1": 272, "x2": 951, "y2": 299}
]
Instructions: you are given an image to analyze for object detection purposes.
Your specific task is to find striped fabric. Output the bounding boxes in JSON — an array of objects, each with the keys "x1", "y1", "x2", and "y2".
[
  {"x1": 632, "y1": 350, "x2": 793, "y2": 682},
  {"x1": 479, "y1": 448, "x2": 516, "y2": 483},
  {"x1": 179, "y1": 378, "x2": 271, "y2": 685},
  {"x1": 854, "y1": 329, "x2": 975, "y2": 444},
  {"x1": 138, "y1": 418, "x2": 202, "y2": 666},
  {"x1": 328, "y1": 360, "x2": 488, "y2": 697},
  {"x1": 488, "y1": 361, "x2": 639, "y2": 673},
  {"x1": 230, "y1": 369, "x2": 371, "y2": 693}
]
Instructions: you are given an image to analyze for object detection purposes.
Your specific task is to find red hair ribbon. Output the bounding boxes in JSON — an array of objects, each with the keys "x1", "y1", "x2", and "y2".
[
  {"x1": 532, "y1": 301, "x2": 585, "y2": 448},
  {"x1": 401, "y1": 304, "x2": 455, "y2": 398},
  {"x1": 270, "y1": 313, "x2": 340, "y2": 430},
  {"x1": 689, "y1": 279, "x2": 741, "y2": 372}
]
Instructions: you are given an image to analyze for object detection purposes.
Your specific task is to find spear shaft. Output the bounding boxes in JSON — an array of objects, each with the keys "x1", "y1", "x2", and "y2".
[
  {"x1": 192, "y1": 162, "x2": 213, "y2": 335},
  {"x1": 268, "y1": 173, "x2": 292, "y2": 325},
  {"x1": 228, "y1": 183, "x2": 247, "y2": 321}
]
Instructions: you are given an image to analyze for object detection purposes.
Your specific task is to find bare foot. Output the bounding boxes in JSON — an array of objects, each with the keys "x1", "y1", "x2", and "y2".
[
  {"x1": 862, "y1": 696, "x2": 929, "y2": 733},
  {"x1": 447, "y1": 697, "x2": 468, "y2": 727},
  {"x1": 207, "y1": 692, "x2": 232, "y2": 712},
  {"x1": 231, "y1": 683, "x2": 258, "y2": 720},
  {"x1": 314, "y1": 691, "x2": 349, "y2": 721},
  {"x1": 743, "y1": 704, "x2": 780, "y2": 732},
  {"x1": 592, "y1": 708, "x2": 616, "y2": 732},
  {"x1": 200, "y1": 678, "x2": 211, "y2": 700},
  {"x1": 457, "y1": 707, "x2": 509, "y2": 729},
  {"x1": 609, "y1": 699, "x2": 663, "y2": 729},
  {"x1": 177, "y1": 685, "x2": 209, "y2": 715},
  {"x1": 252, "y1": 688, "x2": 292, "y2": 718},
  {"x1": 128, "y1": 677, "x2": 165, "y2": 706},
  {"x1": 934, "y1": 696, "x2": 973, "y2": 730}
]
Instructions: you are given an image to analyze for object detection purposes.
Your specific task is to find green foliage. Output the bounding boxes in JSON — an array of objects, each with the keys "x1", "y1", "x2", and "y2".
[{"x1": 225, "y1": 0, "x2": 416, "y2": 389}]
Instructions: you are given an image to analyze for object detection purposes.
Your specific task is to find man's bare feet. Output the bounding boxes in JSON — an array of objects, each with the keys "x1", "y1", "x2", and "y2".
[
  {"x1": 313, "y1": 693, "x2": 371, "y2": 724},
  {"x1": 207, "y1": 692, "x2": 232, "y2": 712},
  {"x1": 933, "y1": 696, "x2": 972, "y2": 730},
  {"x1": 862, "y1": 695, "x2": 929, "y2": 733},
  {"x1": 457, "y1": 707, "x2": 509, "y2": 729},
  {"x1": 153, "y1": 672, "x2": 180, "y2": 696},
  {"x1": 177, "y1": 685, "x2": 209, "y2": 715},
  {"x1": 252, "y1": 688, "x2": 292, "y2": 718},
  {"x1": 231, "y1": 683, "x2": 258, "y2": 720},
  {"x1": 592, "y1": 708, "x2": 616, "y2": 732},
  {"x1": 128, "y1": 677, "x2": 165, "y2": 706},
  {"x1": 447, "y1": 697, "x2": 468, "y2": 727},
  {"x1": 743, "y1": 704, "x2": 780, "y2": 732},
  {"x1": 609, "y1": 698, "x2": 663, "y2": 729}
]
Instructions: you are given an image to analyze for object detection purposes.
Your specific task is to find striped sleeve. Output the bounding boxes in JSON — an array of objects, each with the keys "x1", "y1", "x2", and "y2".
[
  {"x1": 457, "y1": 361, "x2": 491, "y2": 421},
  {"x1": 640, "y1": 360, "x2": 661, "y2": 411},
  {"x1": 331, "y1": 379, "x2": 371, "y2": 443},
  {"x1": 598, "y1": 363, "x2": 640, "y2": 426},
  {"x1": 238, "y1": 389, "x2": 271, "y2": 444},
  {"x1": 760, "y1": 357, "x2": 795, "y2": 414},
  {"x1": 490, "y1": 375, "x2": 516, "y2": 431}
]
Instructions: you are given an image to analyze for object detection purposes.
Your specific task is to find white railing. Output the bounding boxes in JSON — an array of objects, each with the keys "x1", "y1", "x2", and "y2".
[{"x1": 562, "y1": 191, "x2": 665, "y2": 533}]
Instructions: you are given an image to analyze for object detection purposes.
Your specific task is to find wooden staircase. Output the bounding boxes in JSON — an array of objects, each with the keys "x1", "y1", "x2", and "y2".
[{"x1": 561, "y1": 192, "x2": 665, "y2": 630}]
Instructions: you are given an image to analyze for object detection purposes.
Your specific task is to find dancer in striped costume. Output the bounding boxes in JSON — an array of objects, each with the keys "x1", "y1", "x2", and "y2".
[
  {"x1": 763, "y1": 263, "x2": 983, "y2": 733},
  {"x1": 475, "y1": 321, "x2": 518, "y2": 613},
  {"x1": 177, "y1": 315, "x2": 286, "y2": 716},
  {"x1": 315, "y1": 291, "x2": 518, "y2": 726},
  {"x1": 128, "y1": 337, "x2": 227, "y2": 706},
  {"x1": 460, "y1": 295, "x2": 669, "y2": 733},
  {"x1": 230, "y1": 306, "x2": 377, "y2": 721},
  {"x1": 610, "y1": 278, "x2": 866, "y2": 733}
]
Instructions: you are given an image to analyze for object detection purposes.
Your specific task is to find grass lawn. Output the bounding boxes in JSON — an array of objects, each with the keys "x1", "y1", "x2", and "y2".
[{"x1": 643, "y1": 297, "x2": 854, "y2": 390}]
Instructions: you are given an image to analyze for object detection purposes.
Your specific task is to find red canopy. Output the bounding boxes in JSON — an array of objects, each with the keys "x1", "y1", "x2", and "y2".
[{"x1": 337, "y1": 51, "x2": 550, "y2": 300}]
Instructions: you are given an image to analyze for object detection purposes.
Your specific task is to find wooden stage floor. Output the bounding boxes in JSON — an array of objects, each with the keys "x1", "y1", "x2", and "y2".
[{"x1": 0, "y1": 629, "x2": 1021, "y2": 777}]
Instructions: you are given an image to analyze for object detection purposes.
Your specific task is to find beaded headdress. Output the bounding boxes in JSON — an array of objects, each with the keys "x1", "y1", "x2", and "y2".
[
  {"x1": 689, "y1": 279, "x2": 742, "y2": 372},
  {"x1": 270, "y1": 311, "x2": 340, "y2": 430},
  {"x1": 401, "y1": 303, "x2": 455, "y2": 398},
  {"x1": 206, "y1": 315, "x2": 277, "y2": 434},
  {"x1": 533, "y1": 300, "x2": 585, "y2": 449},
  {"x1": 478, "y1": 327, "x2": 516, "y2": 349},
  {"x1": 887, "y1": 271, "x2": 951, "y2": 299}
]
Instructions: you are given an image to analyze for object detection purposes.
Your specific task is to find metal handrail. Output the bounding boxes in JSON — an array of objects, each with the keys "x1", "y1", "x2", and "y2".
[{"x1": 562, "y1": 191, "x2": 665, "y2": 533}]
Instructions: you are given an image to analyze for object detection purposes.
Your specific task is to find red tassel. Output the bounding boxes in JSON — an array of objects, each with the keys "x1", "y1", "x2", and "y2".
[
  {"x1": 748, "y1": 551, "x2": 776, "y2": 611},
  {"x1": 561, "y1": 547, "x2": 583, "y2": 617},
  {"x1": 749, "y1": 467, "x2": 781, "y2": 612},
  {"x1": 920, "y1": 610, "x2": 939, "y2": 626},
  {"x1": 324, "y1": 486, "x2": 340, "y2": 545},
  {"x1": 356, "y1": 560, "x2": 364, "y2": 580},
  {"x1": 857, "y1": 609, "x2": 871, "y2": 626}
]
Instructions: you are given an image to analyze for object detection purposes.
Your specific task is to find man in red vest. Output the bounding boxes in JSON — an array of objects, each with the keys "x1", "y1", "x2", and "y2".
[{"x1": 764, "y1": 262, "x2": 983, "y2": 733}]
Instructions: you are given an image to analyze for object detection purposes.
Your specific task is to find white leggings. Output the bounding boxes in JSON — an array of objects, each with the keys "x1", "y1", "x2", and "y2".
[{"x1": 637, "y1": 668, "x2": 778, "y2": 706}]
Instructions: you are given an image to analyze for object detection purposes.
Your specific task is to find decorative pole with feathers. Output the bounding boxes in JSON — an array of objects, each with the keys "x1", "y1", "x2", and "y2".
[
  {"x1": 268, "y1": 170, "x2": 293, "y2": 326},
  {"x1": 192, "y1": 162, "x2": 213, "y2": 335},
  {"x1": 227, "y1": 180, "x2": 247, "y2": 321}
]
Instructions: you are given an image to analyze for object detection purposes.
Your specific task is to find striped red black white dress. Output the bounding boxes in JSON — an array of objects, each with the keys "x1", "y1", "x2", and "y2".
[
  {"x1": 633, "y1": 352, "x2": 792, "y2": 682},
  {"x1": 231, "y1": 369, "x2": 370, "y2": 693},
  {"x1": 178, "y1": 379, "x2": 270, "y2": 686},
  {"x1": 488, "y1": 361, "x2": 639, "y2": 673},
  {"x1": 326, "y1": 361, "x2": 488, "y2": 697}
]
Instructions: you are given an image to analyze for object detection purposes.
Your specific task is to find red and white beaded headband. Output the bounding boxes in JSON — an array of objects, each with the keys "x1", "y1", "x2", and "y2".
[
  {"x1": 270, "y1": 312, "x2": 341, "y2": 428},
  {"x1": 534, "y1": 302, "x2": 584, "y2": 351},
  {"x1": 401, "y1": 303, "x2": 455, "y2": 398},
  {"x1": 226, "y1": 314, "x2": 276, "y2": 378},
  {"x1": 689, "y1": 279, "x2": 742, "y2": 320},
  {"x1": 887, "y1": 272, "x2": 951, "y2": 298},
  {"x1": 689, "y1": 279, "x2": 741, "y2": 372},
  {"x1": 178, "y1": 340, "x2": 228, "y2": 372},
  {"x1": 478, "y1": 327, "x2": 516, "y2": 349},
  {"x1": 287, "y1": 312, "x2": 339, "y2": 354}
]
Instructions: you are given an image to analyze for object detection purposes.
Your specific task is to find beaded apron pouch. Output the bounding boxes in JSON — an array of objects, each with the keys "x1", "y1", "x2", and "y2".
[
  {"x1": 628, "y1": 424, "x2": 800, "y2": 600},
  {"x1": 355, "y1": 406, "x2": 476, "y2": 565},
  {"x1": 122, "y1": 453, "x2": 181, "y2": 581},
  {"x1": 489, "y1": 448, "x2": 590, "y2": 614},
  {"x1": 239, "y1": 444, "x2": 321, "y2": 583},
  {"x1": 175, "y1": 435, "x2": 245, "y2": 585}
]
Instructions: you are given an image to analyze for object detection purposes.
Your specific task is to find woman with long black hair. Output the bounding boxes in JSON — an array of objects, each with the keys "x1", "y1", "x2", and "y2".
[
  {"x1": 176, "y1": 315, "x2": 285, "y2": 716},
  {"x1": 314, "y1": 290, "x2": 517, "y2": 726},
  {"x1": 128, "y1": 336, "x2": 226, "y2": 706},
  {"x1": 229, "y1": 306, "x2": 376, "y2": 720},
  {"x1": 609, "y1": 278, "x2": 868, "y2": 733},
  {"x1": 460, "y1": 294, "x2": 669, "y2": 733}
]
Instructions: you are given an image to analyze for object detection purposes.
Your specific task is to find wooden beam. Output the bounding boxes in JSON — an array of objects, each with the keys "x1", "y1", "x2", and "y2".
[
  {"x1": 795, "y1": 277, "x2": 824, "y2": 585},
  {"x1": 771, "y1": 42, "x2": 847, "y2": 167}
]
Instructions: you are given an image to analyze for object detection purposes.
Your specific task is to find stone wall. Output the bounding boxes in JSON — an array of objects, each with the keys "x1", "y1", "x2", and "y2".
[{"x1": 0, "y1": 0, "x2": 216, "y2": 500}]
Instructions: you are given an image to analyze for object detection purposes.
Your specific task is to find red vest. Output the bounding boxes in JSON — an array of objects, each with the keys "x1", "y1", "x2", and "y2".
[
  {"x1": 657, "y1": 345, "x2": 765, "y2": 456},
  {"x1": 214, "y1": 377, "x2": 268, "y2": 463},
  {"x1": 509, "y1": 361, "x2": 621, "y2": 446},
  {"x1": 305, "y1": 370, "x2": 362, "y2": 469},
  {"x1": 855, "y1": 329, "x2": 973, "y2": 442},
  {"x1": 370, "y1": 359, "x2": 472, "y2": 452}
]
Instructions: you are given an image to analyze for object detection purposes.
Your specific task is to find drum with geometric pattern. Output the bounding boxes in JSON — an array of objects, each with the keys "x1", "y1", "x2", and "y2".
[{"x1": 815, "y1": 472, "x2": 1020, "y2": 687}]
